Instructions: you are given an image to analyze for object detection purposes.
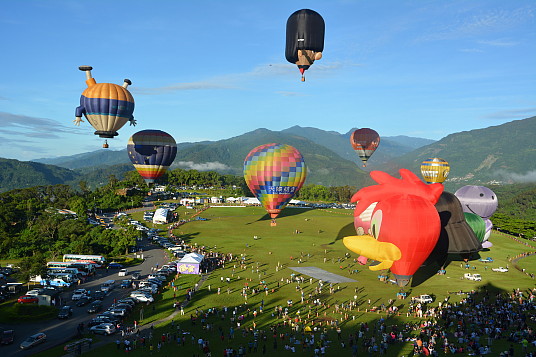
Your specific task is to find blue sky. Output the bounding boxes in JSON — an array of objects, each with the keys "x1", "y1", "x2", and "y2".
[{"x1": 0, "y1": 0, "x2": 535, "y2": 161}]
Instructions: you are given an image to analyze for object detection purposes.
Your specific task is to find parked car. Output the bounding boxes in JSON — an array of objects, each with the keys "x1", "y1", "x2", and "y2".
[
  {"x1": 19, "y1": 332, "x2": 46, "y2": 350},
  {"x1": 117, "y1": 298, "x2": 136, "y2": 307},
  {"x1": 93, "y1": 290, "x2": 106, "y2": 300},
  {"x1": 464, "y1": 273, "x2": 482, "y2": 281},
  {"x1": 120, "y1": 279, "x2": 132, "y2": 289},
  {"x1": 57, "y1": 306, "x2": 73, "y2": 319},
  {"x1": 87, "y1": 300, "x2": 103, "y2": 314},
  {"x1": 76, "y1": 296, "x2": 94, "y2": 307},
  {"x1": 1, "y1": 329, "x2": 14, "y2": 345},
  {"x1": 90, "y1": 323, "x2": 116, "y2": 335},
  {"x1": 108, "y1": 262, "x2": 123, "y2": 269},
  {"x1": 71, "y1": 289, "x2": 88, "y2": 301},
  {"x1": 18, "y1": 295, "x2": 38, "y2": 304},
  {"x1": 492, "y1": 267, "x2": 509, "y2": 272},
  {"x1": 118, "y1": 269, "x2": 128, "y2": 277},
  {"x1": 26, "y1": 289, "x2": 43, "y2": 296},
  {"x1": 107, "y1": 308, "x2": 128, "y2": 317},
  {"x1": 130, "y1": 292, "x2": 154, "y2": 303},
  {"x1": 131, "y1": 272, "x2": 141, "y2": 280},
  {"x1": 88, "y1": 316, "x2": 117, "y2": 327},
  {"x1": 411, "y1": 294, "x2": 433, "y2": 304}
]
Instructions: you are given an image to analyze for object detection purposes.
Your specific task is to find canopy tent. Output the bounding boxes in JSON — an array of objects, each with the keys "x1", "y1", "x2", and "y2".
[{"x1": 176, "y1": 252, "x2": 204, "y2": 274}]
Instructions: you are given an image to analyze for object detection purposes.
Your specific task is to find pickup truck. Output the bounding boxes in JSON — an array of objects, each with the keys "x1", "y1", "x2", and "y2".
[
  {"x1": 411, "y1": 294, "x2": 433, "y2": 304},
  {"x1": 492, "y1": 267, "x2": 508, "y2": 273},
  {"x1": 464, "y1": 273, "x2": 482, "y2": 281}
]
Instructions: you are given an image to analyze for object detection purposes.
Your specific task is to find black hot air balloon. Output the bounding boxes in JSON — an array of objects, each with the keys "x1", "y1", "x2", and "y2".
[
  {"x1": 285, "y1": 9, "x2": 325, "y2": 82},
  {"x1": 431, "y1": 191, "x2": 482, "y2": 266}
]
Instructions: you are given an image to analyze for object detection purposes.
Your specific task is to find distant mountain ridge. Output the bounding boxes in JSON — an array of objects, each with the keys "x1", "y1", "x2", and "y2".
[{"x1": 4, "y1": 118, "x2": 535, "y2": 192}]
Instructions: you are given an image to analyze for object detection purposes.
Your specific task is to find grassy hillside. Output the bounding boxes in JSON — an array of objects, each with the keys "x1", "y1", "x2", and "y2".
[
  {"x1": 0, "y1": 158, "x2": 80, "y2": 192},
  {"x1": 393, "y1": 116, "x2": 536, "y2": 186}
]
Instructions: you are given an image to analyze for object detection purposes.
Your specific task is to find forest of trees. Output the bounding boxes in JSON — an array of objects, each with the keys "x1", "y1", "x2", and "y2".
[{"x1": 1, "y1": 168, "x2": 534, "y2": 261}]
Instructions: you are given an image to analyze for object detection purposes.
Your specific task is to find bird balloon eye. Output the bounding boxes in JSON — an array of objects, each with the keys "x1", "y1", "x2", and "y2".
[
  {"x1": 480, "y1": 193, "x2": 484, "y2": 197},
  {"x1": 370, "y1": 210, "x2": 383, "y2": 239}
]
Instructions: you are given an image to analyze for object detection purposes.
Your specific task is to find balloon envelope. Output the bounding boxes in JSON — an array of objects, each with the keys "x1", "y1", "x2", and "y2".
[
  {"x1": 350, "y1": 129, "x2": 380, "y2": 167},
  {"x1": 76, "y1": 78, "x2": 134, "y2": 138},
  {"x1": 420, "y1": 158, "x2": 450, "y2": 184},
  {"x1": 244, "y1": 143, "x2": 307, "y2": 219},
  {"x1": 454, "y1": 185, "x2": 498, "y2": 219},
  {"x1": 434, "y1": 192, "x2": 482, "y2": 254},
  {"x1": 285, "y1": 9, "x2": 325, "y2": 63},
  {"x1": 344, "y1": 169, "x2": 443, "y2": 286},
  {"x1": 464, "y1": 212, "x2": 486, "y2": 243},
  {"x1": 127, "y1": 130, "x2": 177, "y2": 184}
]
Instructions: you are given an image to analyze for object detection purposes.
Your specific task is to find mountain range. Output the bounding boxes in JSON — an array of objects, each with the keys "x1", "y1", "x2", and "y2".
[{"x1": 1, "y1": 116, "x2": 535, "y2": 193}]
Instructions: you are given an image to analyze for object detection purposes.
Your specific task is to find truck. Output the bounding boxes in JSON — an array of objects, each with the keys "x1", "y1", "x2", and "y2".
[
  {"x1": 411, "y1": 294, "x2": 433, "y2": 304},
  {"x1": 464, "y1": 273, "x2": 482, "y2": 281}
]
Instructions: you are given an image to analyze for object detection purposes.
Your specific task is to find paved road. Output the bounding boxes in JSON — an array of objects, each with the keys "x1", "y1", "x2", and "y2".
[{"x1": 2, "y1": 234, "x2": 168, "y2": 356}]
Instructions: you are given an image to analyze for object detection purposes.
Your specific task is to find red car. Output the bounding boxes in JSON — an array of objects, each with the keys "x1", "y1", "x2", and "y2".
[{"x1": 17, "y1": 295, "x2": 38, "y2": 304}]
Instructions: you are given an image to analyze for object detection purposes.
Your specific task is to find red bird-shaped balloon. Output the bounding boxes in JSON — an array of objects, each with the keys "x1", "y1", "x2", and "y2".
[{"x1": 343, "y1": 169, "x2": 444, "y2": 286}]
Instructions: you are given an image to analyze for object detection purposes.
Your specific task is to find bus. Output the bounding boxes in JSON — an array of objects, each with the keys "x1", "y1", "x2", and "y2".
[
  {"x1": 47, "y1": 261, "x2": 95, "y2": 276},
  {"x1": 47, "y1": 267, "x2": 80, "y2": 277},
  {"x1": 63, "y1": 254, "x2": 106, "y2": 267}
]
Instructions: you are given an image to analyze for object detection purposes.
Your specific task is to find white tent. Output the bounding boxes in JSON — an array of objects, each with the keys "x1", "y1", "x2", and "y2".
[
  {"x1": 153, "y1": 208, "x2": 170, "y2": 224},
  {"x1": 176, "y1": 253, "x2": 204, "y2": 274},
  {"x1": 242, "y1": 197, "x2": 260, "y2": 205},
  {"x1": 179, "y1": 252, "x2": 204, "y2": 264}
]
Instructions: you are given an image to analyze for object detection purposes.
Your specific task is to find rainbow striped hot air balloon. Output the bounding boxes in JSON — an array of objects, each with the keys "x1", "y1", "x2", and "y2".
[
  {"x1": 420, "y1": 158, "x2": 450, "y2": 184},
  {"x1": 75, "y1": 66, "x2": 135, "y2": 140},
  {"x1": 127, "y1": 130, "x2": 177, "y2": 185},
  {"x1": 244, "y1": 143, "x2": 307, "y2": 223}
]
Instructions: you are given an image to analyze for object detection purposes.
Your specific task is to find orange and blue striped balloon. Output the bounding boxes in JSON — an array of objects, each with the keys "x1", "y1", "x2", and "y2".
[
  {"x1": 244, "y1": 143, "x2": 307, "y2": 219},
  {"x1": 76, "y1": 80, "x2": 134, "y2": 138},
  {"x1": 127, "y1": 130, "x2": 177, "y2": 184}
]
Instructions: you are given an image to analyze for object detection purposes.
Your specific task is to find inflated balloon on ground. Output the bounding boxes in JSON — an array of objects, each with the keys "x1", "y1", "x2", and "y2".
[{"x1": 244, "y1": 143, "x2": 307, "y2": 224}]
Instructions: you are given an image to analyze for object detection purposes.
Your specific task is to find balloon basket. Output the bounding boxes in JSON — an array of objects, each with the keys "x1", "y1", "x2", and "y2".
[{"x1": 270, "y1": 220, "x2": 277, "y2": 227}]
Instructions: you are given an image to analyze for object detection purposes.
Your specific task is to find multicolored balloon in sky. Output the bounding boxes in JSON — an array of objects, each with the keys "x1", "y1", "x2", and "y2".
[
  {"x1": 244, "y1": 143, "x2": 307, "y2": 222},
  {"x1": 285, "y1": 9, "x2": 325, "y2": 82},
  {"x1": 343, "y1": 169, "x2": 444, "y2": 287},
  {"x1": 350, "y1": 128, "x2": 380, "y2": 167},
  {"x1": 420, "y1": 158, "x2": 450, "y2": 184},
  {"x1": 455, "y1": 185, "x2": 498, "y2": 248},
  {"x1": 74, "y1": 66, "x2": 136, "y2": 144},
  {"x1": 127, "y1": 129, "x2": 177, "y2": 185}
]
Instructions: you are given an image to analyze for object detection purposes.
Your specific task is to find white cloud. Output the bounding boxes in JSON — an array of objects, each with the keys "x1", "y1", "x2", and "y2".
[
  {"x1": 495, "y1": 169, "x2": 536, "y2": 183},
  {"x1": 417, "y1": 7, "x2": 534, "y2": 42},
  {"x1": 482, "y1": 108, "x2": 536, "y2": 120},
  {"x1": 132, "y1": 61, "x2": 354, "y2": 95},
  {"x1": 176, "y1": 161, "x2": 231, "y2": 171},
  {"x1": 478, "y1": 39, "x2": 519, "y2": 47},
  {"x1": 0, "y1": 112, "x2": 82, "y2": 140}
]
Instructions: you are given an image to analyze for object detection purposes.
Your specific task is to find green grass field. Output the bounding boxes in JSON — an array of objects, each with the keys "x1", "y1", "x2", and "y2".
[{"x1": 41, "y1": 205, "x2": 536, "y2": 356}]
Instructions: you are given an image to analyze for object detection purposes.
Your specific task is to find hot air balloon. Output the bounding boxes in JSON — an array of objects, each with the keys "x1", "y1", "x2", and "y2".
[
  {"x1": 244, "y1": 143, "x2": 307, "y2": 225},
  {"x1": 420, "y1": 158, "x2": 450, "y2": 184},
  {"x1": 432, "y1": 191, "x2": 482, "y2": 265},
  {"x1": 464, "y1": 212, "x2": 486, "y2": 243},
  {"x1": 350, "y1": 128, "x2": 380, "y2": 167},
  {"x1": 455, "y1": 185, "x2": 498, "y2": 248},
  {"x1": 285, "y1": 9, "x2": 325, "y2": 82},
  {"x1": 74, "y1": 66, "x2": 136, "y2": 146},
  {"x1": 127, "y1": 129, "x2": 177, "y2": 185},
  {"x1": 344, "y1": 169, "x2": 443, "y2": 286}
]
